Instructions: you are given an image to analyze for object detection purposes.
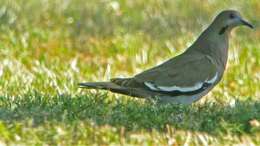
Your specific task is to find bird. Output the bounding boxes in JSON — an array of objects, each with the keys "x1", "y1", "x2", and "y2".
[{"x1": 79, "y1": 10, "x2": 253, "y2": 104}]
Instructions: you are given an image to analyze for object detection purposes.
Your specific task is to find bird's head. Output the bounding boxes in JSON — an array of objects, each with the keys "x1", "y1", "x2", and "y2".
[{"x1": 212, "y1": 10, "x2": 253, "y2": 35}]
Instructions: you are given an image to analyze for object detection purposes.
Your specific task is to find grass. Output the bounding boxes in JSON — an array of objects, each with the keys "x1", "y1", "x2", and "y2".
[{"x1": 0, "y1": 0, "x2": 259, "y2": 145}]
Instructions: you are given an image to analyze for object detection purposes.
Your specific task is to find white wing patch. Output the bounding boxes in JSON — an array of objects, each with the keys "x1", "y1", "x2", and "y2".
[
  {"x1": 144, "y1": 82, "x2": 203, "y2": 92},
  {"x1": 206, "y1": 72, "x2": 218, "y2": 83},
  {"x1": 144, "y1": 72, "x2": 218, "y2": 92},
  {"x1": 144, "y1": 82, "x2": 159, "y2": 90}
]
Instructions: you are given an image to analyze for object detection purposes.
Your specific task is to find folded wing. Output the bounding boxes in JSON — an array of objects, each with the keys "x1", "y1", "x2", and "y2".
[{"x1": 132, "y1": 54, "x2": 218, "y2": 94}]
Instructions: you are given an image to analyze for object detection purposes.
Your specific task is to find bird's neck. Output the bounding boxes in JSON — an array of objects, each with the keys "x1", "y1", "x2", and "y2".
[{"x1": 190, "y1": 25, "x2": 230, "y2": 69}]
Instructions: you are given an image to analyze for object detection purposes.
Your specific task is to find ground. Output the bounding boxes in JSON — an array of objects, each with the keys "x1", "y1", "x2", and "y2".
[{"x1": 0, "y1": 0, "x2": 259, "y2": 145}]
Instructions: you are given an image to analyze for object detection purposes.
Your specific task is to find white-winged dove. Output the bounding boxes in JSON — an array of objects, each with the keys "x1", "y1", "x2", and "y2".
[{"x1": 79, "y1": 10, "x2": 253, "y2": 104}]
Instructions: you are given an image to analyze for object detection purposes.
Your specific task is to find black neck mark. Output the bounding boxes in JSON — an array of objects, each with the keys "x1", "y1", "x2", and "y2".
[{"x1": 219, "y1": 25, "x2": 229, "y2": 35}]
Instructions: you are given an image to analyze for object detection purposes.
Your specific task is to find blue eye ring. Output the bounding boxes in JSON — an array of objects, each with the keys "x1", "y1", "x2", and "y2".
[{"x1": 229, "y1": 13, "x2": 236, "y2": 19}]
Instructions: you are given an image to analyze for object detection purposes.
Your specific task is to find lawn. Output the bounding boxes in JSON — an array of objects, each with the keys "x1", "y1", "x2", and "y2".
[{"x1": 0, "y1": 0, "x2": 259, "y2": 145}]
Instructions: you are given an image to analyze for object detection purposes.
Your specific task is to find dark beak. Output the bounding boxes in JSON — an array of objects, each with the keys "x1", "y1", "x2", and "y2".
[{"x1": 241, "y1": 19, "x2": 254, "y2": 29}]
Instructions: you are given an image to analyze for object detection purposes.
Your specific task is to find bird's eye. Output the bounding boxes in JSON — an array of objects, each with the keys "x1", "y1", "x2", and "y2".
[{"x1": 229, "y1": 14, "x2": 236, "y2": 19}]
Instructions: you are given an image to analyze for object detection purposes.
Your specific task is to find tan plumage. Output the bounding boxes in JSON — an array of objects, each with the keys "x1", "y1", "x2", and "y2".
[{"x1": 79, "y1": 10, "x2": 253, "y2": 104}]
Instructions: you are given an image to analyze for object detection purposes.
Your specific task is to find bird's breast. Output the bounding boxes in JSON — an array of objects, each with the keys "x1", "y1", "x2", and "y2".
[{"x1": 213, "y1": 42, "x2": 229, "y2": 81}]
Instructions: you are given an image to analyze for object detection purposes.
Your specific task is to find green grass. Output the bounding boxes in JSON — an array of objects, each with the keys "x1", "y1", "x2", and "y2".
[{"x1": 0, "y1": 0, "x2": 259, "y2": 145}]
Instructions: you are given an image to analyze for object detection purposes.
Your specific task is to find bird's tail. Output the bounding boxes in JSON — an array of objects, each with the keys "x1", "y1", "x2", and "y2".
[
  {"x1": 78, "y1": 82, "x2": 121, "y2": 90},
  {"x1": 78, "y1": 81, "x2": 151, "y2": 99}
]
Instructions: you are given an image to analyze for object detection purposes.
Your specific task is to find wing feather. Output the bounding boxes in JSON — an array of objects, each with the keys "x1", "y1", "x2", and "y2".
[{"x1": 133, "y1": 53, "x2": 218, "y2": 92}]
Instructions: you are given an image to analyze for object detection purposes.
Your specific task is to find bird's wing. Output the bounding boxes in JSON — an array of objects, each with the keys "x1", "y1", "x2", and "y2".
[{"x1": 133, "y1": 53, "x2": 218, "y2": 93}]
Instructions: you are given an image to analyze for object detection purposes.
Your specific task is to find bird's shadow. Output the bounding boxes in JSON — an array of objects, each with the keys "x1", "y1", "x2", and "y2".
[{"x1": 0, "y1": 92, "x2": 259, "y2": 136}]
